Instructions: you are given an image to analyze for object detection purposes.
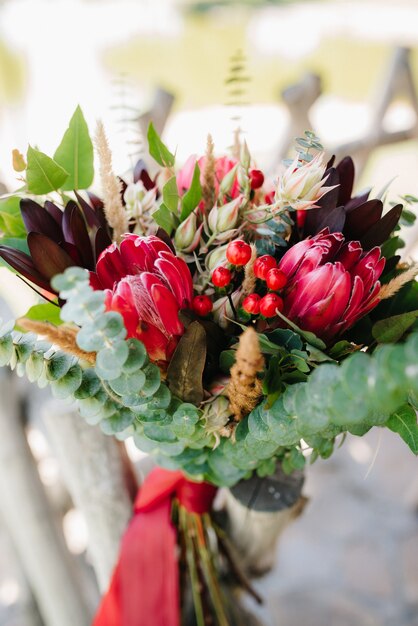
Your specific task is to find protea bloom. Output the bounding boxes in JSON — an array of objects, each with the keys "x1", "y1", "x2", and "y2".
[
  {"x1": 277, "y1": 229, "x2": 385, "y2": 343},
  {"x1": 90, "y1": 235, "x2": 194, "y2": 363},
  {"x1": 275, "y1": 153, "x2": 335, "y2": 212}
]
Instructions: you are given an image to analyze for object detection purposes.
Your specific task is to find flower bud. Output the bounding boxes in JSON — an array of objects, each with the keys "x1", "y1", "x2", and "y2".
[
  {"x1": 212, "y1": 290, "x2": 241, "y2": 328},
  {"x1": 240, "y1": 140, "x2": 251, "y2": 170},
  {"x1": 220, "y1": 163, "x2": 238, "y2": 195},
  {"x1": 174, "y1": 212, "x2": 203, "y2": 253},
  {"x1": 216, "y1": 197, "x2": 240, "y2": 232},
  {"x1": 275, "y1": 152, "x2": 335, "y2": 212},
  {"x1": 205, "y1": 243, "x2": 229, "y2": 271}
]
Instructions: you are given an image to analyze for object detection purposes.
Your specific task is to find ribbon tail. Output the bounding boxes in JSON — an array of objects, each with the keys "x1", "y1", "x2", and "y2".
[{"x1": 93, "y1": 498, "x2": 180, "y2": 626}]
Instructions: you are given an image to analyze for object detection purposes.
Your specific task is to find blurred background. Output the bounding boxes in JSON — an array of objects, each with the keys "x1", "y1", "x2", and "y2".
[{"x1": 0, "y1": 1, "x2": 418, "y2": 625}]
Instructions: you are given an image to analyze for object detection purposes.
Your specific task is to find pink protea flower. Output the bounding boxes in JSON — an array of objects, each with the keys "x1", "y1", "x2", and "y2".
[
  {"x1": 90, "y1": 235, "x2": 194, "y2": 364},
  {"x1": 277, "y1": 229, "x2": 385, "y2": 343},
  {"x1": 177, "y1": 155, "x2": 240, "y2": 201}
]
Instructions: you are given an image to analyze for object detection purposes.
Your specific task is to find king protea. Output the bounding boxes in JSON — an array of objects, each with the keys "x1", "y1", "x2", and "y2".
[
  {"x1": 278, "y1": 228, "x2": 385, "y2": 343},
  {"x1": 90, "y1": 235, "x2": 194, "y2": 363}
]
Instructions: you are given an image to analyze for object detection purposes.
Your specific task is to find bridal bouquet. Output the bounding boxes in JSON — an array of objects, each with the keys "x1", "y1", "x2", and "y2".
[{"x1": 0, "y1": 107, "x2": 417, "y2": 625}]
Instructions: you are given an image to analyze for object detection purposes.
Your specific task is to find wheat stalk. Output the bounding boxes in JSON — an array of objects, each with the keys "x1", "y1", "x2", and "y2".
[
  {"x1": 379, "y1": 264, "x2": 418, "y2": 300},
  {"x1": 95, "y1": 120, "x2": 128, "y2": 243},
  {"x1": 18, "y1": 319, "x2": 96, "y2": 365}
]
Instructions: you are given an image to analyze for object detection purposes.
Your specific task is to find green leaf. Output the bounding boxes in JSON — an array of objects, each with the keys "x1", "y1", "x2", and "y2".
[
  {"x1": 0, "y1": 196, "x2": 26, "y2": 237},
  {"x1": 166, "y1": 321, "x2": 206, "y2": 404},
  {"x1": 386, "y1": 404, "x2": 418, "y2": 454},
  {"x1": 162, "y1": 176, "x2": 179, "y2": 214},
  {"x1": 54, "y1": 106, "x2": 94, "y2": 191},
  {"x1": 152, "y1": 204, "x2": 176, "y2": 234},
  {"x1": 275, "y1": 310, "x2": 327, "y2": 350},
  {"x1": 372, "y1": 310, "x2": 418, "y2": 343},
  {"x1": 180, "y1": 163, "x2": 202, "y2": 220},
  {"x1": 18, "y1": 303, "x2": 62, "y2": 329},
  {"x1": 147, "y1": 122, "x2": 175, "y2": 168},
  {"x1": 26, "y1": 146, "x2": 69, "y2": 194}
]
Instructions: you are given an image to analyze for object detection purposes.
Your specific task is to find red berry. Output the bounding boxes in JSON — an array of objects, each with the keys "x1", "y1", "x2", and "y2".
[
  {"x1": 249, "y1": 169, "x2": 265, "y2": 190},
  {"x1": 259, "y1": 293, "x2": 284, "y2": 318},
  {"x1": 242, "y1": 293, "x2": 261, "y2": 315},
  {"x1": 226, "y1": 240, "x2": 252, "y2": 266},
  {"x1": 192, "y1": 295, "x2": 213, "y2": 316},
  {"x1": 266, "y1": 268, "x2": 288, "y2": 291},
  {"x1": 212, "y1": 266, "x2": 232, "y2": 288},
  {"x1": 254, "y1": 255, "x2": 277, "y2": 280}
]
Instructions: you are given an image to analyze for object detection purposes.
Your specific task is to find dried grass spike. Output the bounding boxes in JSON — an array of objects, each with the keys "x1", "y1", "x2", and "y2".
[
  {"x1": 202, "y1": 133, "x2": 216, "y2": 211},
  {"x1": 241, "y1": 244, "x2": 257, "y2": 298},
  {"x1": 95, "y1": 120, "x2": 128, "y2": 243},
  {"x1": 18, "y1": 319, "x2": 96, "y2": 365},
  {"x1": 227, "y1": 327, "x2": 264, "y2": 422},
  {"x1": 379, "y1": 264, "x2": 418, "y2": 300}
]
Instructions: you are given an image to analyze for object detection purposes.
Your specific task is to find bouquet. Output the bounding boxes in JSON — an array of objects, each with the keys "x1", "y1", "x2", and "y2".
[{"x1": 0, "y1": 107, "x2": 417, "y2": 625}]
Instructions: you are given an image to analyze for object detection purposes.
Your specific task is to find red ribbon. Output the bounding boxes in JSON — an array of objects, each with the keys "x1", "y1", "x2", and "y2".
[{"x1": 92, "y1": 468, "x2": 217, "y2": 626}]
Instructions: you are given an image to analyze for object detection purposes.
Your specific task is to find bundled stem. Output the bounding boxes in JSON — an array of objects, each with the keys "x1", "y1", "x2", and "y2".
[
  {"x1": 95, "y1": 121, "x2": 129, "y2": 243},
  {"x1": 226, "y1": 327, "x2": 264, "y2": 422}
]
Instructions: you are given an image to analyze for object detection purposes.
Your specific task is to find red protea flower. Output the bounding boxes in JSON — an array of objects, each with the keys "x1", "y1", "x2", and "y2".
[
  {"x1": 90, "y1": 235, "x2": 194, "y2": 363},
  {"x1": 277, "y1": 228, "x2": 385, "y2": 343}
]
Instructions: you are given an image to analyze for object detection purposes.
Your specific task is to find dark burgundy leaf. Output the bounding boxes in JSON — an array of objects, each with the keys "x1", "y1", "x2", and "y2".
[
  {"x1": 27, "y1": 233, "x2": 74, "y2": 280},
  {"x1": 68, "y1": 202, "x2": 94, "y2": 269},
  {"x1": 344, "y1": 199, "x2": 383, "y2": 239},
  {"x1": 303, "y1": 168, "x2": 340, "y2": 236},
  {"x1": 94, "y1": 227, "x2": 112, "y2": 262},
  {"x1": 0, "y1": 245, "x2": 53, "y2": 291},
  {"x1": 44, "y1": 201, "x2": 63, "y2": 226},
  {"x1": 336, "y1": 156, "x2": 355, "y2": 205},
  {"x1": 62, "y1": 241, "x2": 83, "y2": 265},
  {"x1": 382, "y1": 255, "x2": 400, "y2": 276},
  {"x1": 156, "y1": 227, "x2": 175, "y2": 253},
  {"x1": 360, "y1": 204, "x2": 403, "y2": 250},
  {"x1": 326, "y1": 155, "x2": 336, "y2": 169},
  {"x1": 134, "y1": 159, "x2": 155, "y2": 190},
  {"x1": 317, "y1": 205, "x2": 346, "y2": 233},
  {"x1": 345, "y1": 189, "x2": 371, "y2": 213},
  {"x1": 20, "y1": 199, "x2": 63, "y2": 241},
  {"x1": 87, "y1": 191, "x2": 104, "y2": 210},
  {"x1": 74, "y1": 191, "x2": 101, "y2": 229},
  {"x1": 118, "y1": 177, "x2": 128, "y2": 200}
]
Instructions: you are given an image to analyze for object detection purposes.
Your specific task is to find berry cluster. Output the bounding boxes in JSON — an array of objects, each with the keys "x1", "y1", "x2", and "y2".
[{"x1": 210, "y1": 240, "x2": 288, "y2": 320}]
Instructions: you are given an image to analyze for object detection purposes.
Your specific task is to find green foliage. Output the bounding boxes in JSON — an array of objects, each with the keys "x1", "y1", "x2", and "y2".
[
  {"x1": 152, "y1": 204, "x2": 176, "y2": 234},
  {"x1": 26, "y1": 146, "x2": 69, "y2": 194},
  {"x1": 0, "y1": 196, "x2": 26, "y2": 237},
  {"x1": 162, "y1": 176, "x2": 180, "y2": 213},
  {"x1": 386, "y1": 404, "x2": 418, "y2": 454},
  {"x1": 180, "y1": 163, "x2": 202, "y2": 220},
  {"x1": 17, "y1": 303, "x2": 61, "y2": 329},
  {"x1": 147, "y1": 122, "x2": 175, "y2": 168},
  {"x1": 54, "y1": 106, "x2": 94, "y2": 191},
  {"x1": 372, "y1": 310, "x2": 418, "y2": 343},
  {"x1": 1, "y1": 264, "x2": 418, "y2": 488}
]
